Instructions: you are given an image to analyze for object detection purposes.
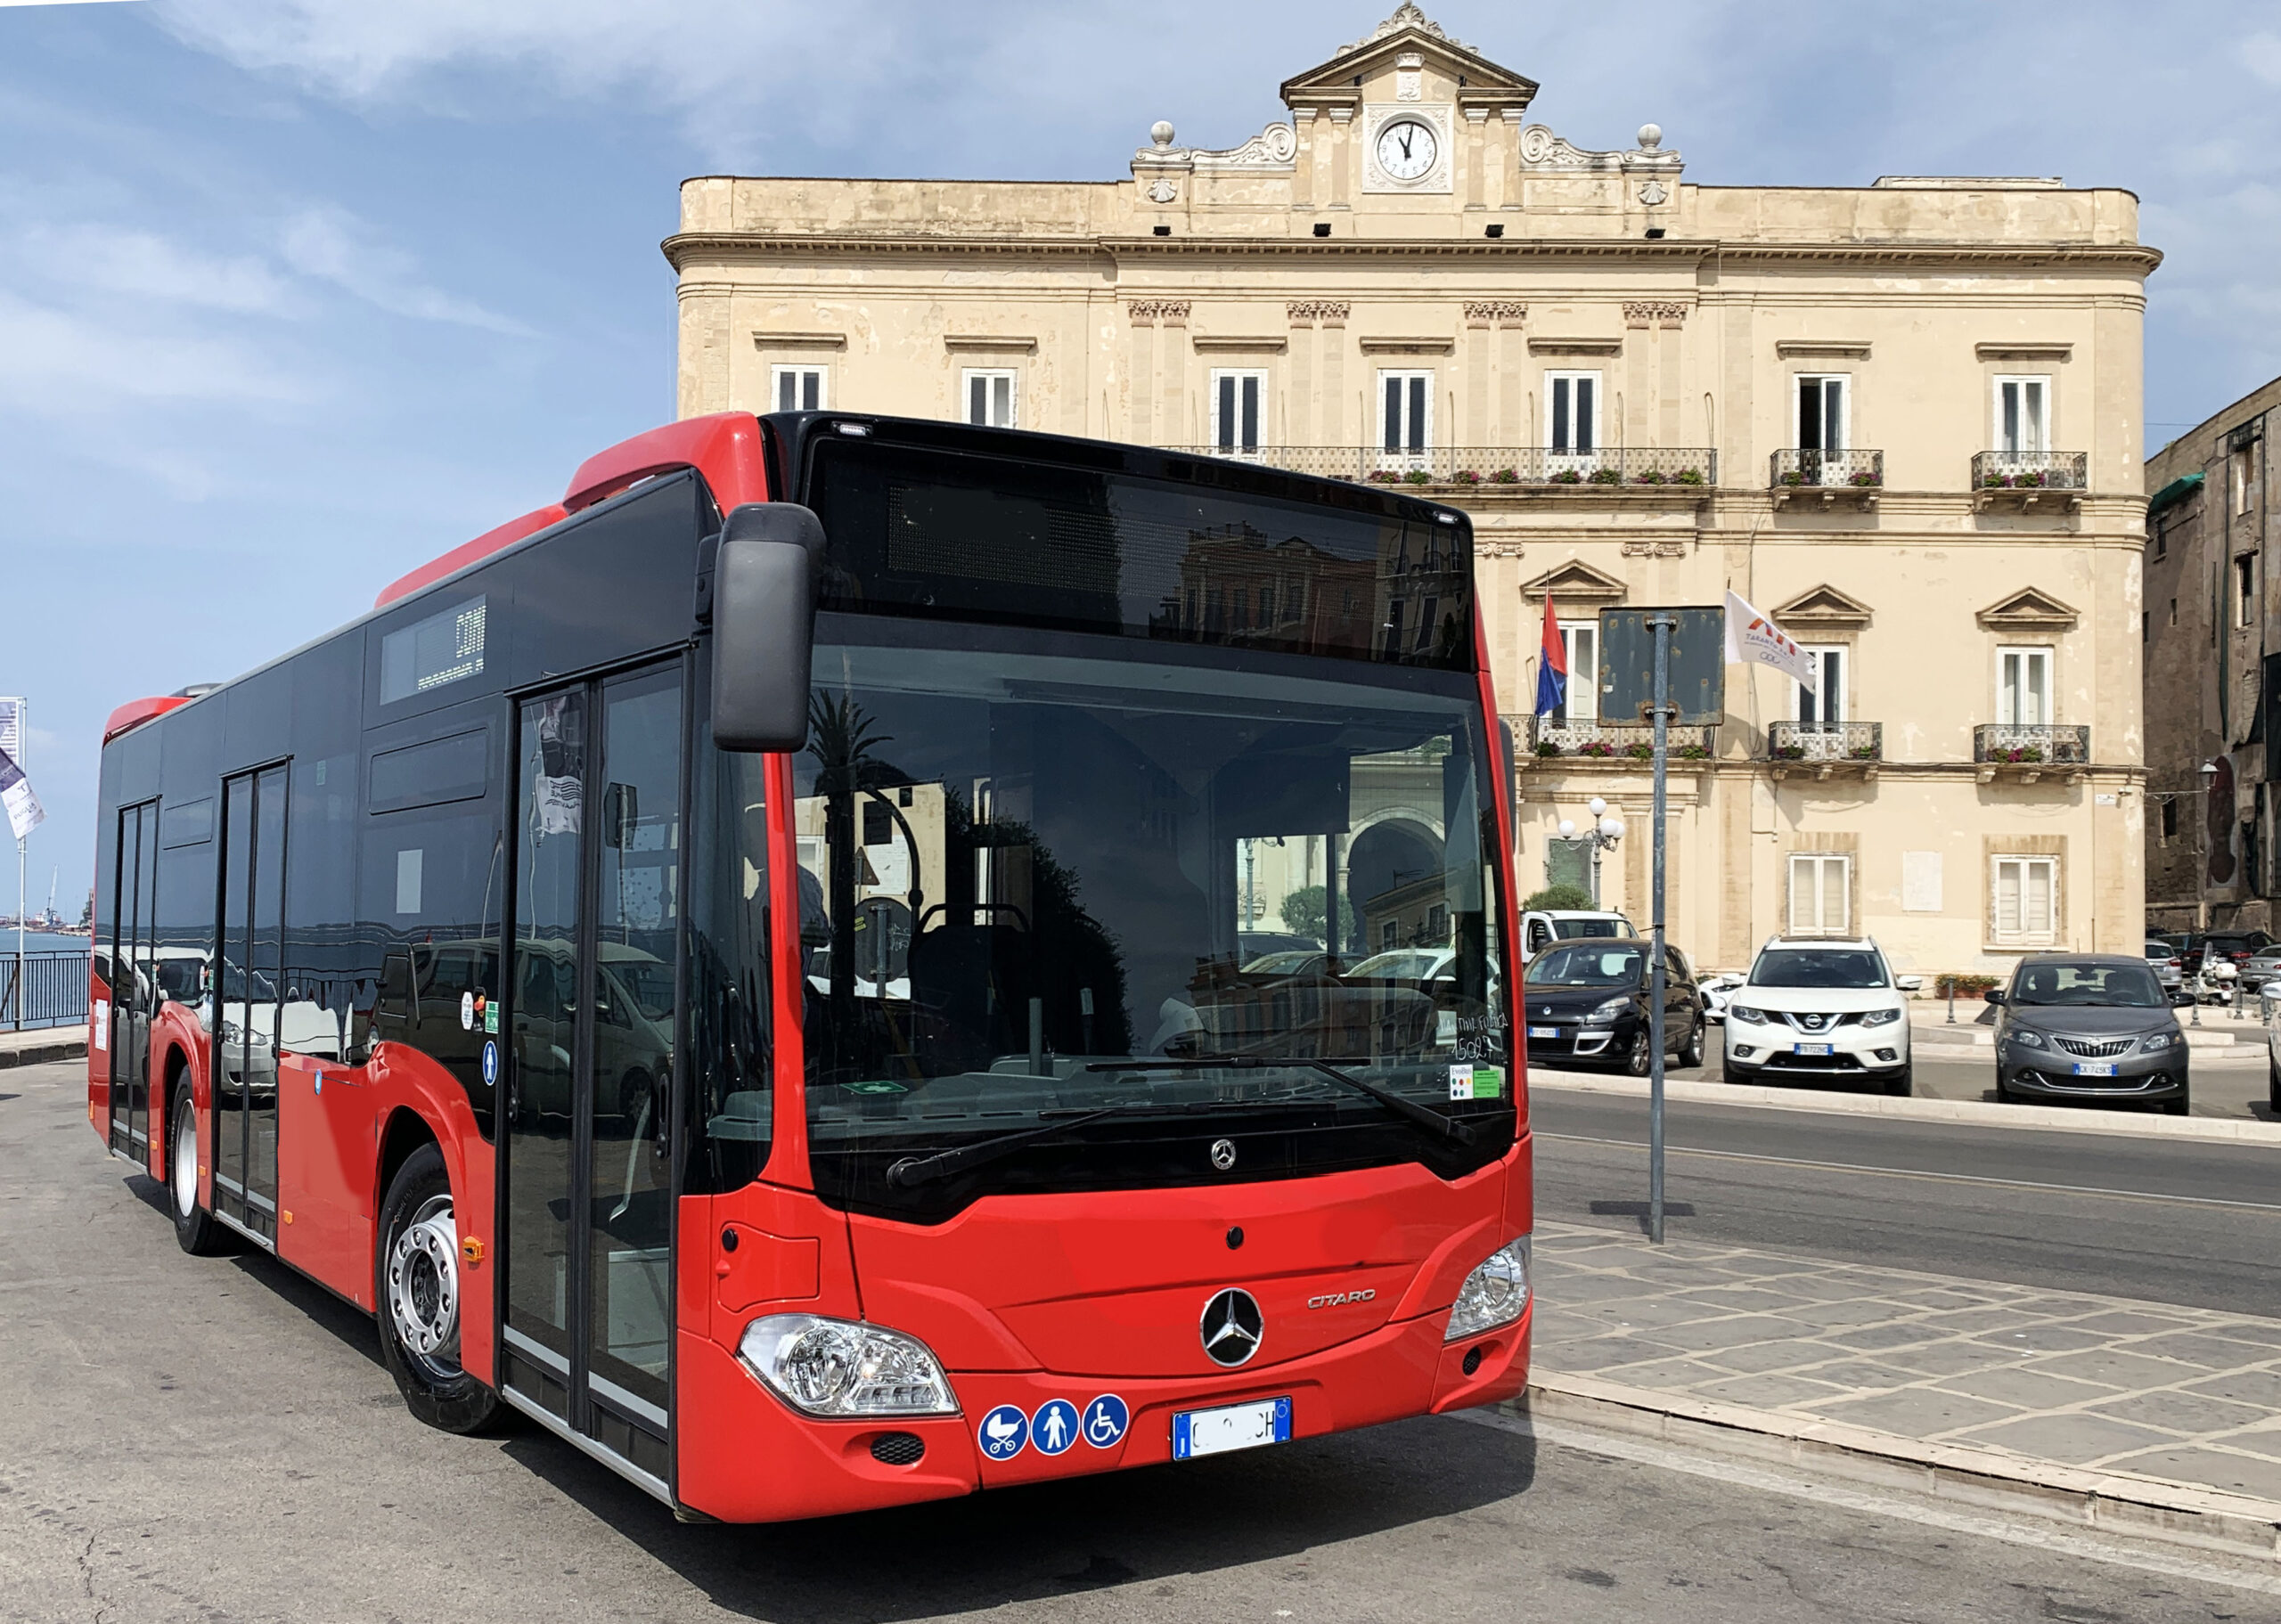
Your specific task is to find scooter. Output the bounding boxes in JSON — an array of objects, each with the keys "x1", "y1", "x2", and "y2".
[{"x1": 2194, "y1": 958, "x2": 2238, "y2": 1006}]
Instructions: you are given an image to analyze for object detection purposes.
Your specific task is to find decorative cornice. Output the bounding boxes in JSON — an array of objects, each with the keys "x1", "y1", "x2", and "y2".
[
  {"x1": 942, "y1": 333, "x2": 1037, "y2": 353},
  {"x1": 1529, "y1": 337, "x2": 1623, "y2": 355},
  {"x1": 1287, "y1": 299, "x2": 1352, "y2": 325},
  {"x1": 1977, "y1": 587, "x2": 2080, "y2": 631},
  {"x1": 1126, "y1": 299, "x2": 1191, "y2": 324},
  {"x1": 750, "y1": 330, "x2": 846, "y2": 350},
  {"x1": 1358, "y1": 335, "x2": 1456, "y2": 355},
  {"x1": 1976, "y1": 341, "x2": 2073, "y2": 361},
  {"x1": 1463, "y1": 300, "x2": 1527, "y2": 327},
  {"x1": 1623, "y1": 300, "x2": 1688, "y2": 328},
  {"x1": 1777, "y1": 339, "x2": 1873, "y2": 358},
  {"x1": 1192, "y1": 333, "x2": 1288, "y2": 353}
]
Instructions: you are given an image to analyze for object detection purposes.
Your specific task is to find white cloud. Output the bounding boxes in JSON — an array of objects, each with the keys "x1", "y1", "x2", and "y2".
[
  {"x1": 2245, "y1": 32, "x2": 2281, "y2": 86},
  {"x1": 16, "y1": 222, "x2": 292, "y2": 312},
  {"x1": 277, "y1": 206, "x2": 531, "y2": 334},
  {"x1": 0, "y1": 289, "x2": 308, "y2": 411}
]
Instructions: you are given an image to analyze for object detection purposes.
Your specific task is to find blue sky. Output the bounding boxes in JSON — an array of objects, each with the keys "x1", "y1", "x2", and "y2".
[{"x1": 4, "y1": 0, "x2": 2277, "y2": 918}]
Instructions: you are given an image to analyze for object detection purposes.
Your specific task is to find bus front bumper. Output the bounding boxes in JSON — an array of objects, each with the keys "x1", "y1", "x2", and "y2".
[{"x1": 673, "y1": 1300, "x2": 1532, "y2": 1522}]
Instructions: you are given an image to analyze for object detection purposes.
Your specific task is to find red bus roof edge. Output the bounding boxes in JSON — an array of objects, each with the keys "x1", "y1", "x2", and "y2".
[
  {"x1": 104, "y1": 696, "x2": 192, "y2": 744},
  {"x1": 374, "y1": 504, "x2": 568, "y2": 609}
]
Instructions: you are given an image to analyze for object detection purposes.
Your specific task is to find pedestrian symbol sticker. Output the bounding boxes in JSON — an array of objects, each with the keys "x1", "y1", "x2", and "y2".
[
  {"x1": 1031, "y1": 1399, "x2": 1079, "y2": 1456},
  {"x1": 1082, "y1": 1394, "x2": 1129, "y2": 1449},
  {"x1": 480, "y1": 1040, "x2": 499, "y2": 1088},
  {"x1": 978, "y1": 1404, "x2": 1028, "y2": 1460}
]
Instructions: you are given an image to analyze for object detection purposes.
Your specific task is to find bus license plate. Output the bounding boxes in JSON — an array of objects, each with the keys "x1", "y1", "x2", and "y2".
[
  {"x1": 1796, "y1": 1043, "x2": 1833, "y2": 1057},
  {"x1": 1172, "y1": 1396, "x2": 1291, "y2": 1461},
  {"x1": 1527, "y1": 1026, "x2": 1560, "y2": 1040},
  {"x1": 2073, "y1": 1062, "x2": 2116, "y2": 1077}
]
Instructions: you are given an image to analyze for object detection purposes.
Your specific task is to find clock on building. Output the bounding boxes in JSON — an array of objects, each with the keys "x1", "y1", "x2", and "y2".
[{"x1": 1374, "y1": 118, "x2": 1438, "y2": 183}]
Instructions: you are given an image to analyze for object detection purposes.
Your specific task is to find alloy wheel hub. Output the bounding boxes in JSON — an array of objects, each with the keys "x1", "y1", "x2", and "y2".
[{"x1": 388, "y1": 1196, "x2": 461, "y2": 1374}]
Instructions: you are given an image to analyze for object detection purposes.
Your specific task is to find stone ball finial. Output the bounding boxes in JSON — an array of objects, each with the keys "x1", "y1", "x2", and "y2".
[
  {"x1": 1150, "y1": 120, "x2": 1175, "y2": 149},
  {"x1": 1637, "y1": 123, "x2": 1663, "y2": 151}
]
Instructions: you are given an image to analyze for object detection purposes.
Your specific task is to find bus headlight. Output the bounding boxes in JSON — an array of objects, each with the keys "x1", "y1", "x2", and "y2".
[
  {"x1": 1445, "y1": 1237, "x2": 1531, "y2": 1342},
  {"x1": 739, "y1": 1314, "x2": 960, "y2": 1417}
]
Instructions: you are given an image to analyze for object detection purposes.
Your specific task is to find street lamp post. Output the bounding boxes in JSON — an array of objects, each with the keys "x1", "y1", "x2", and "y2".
[{"x1": 1556, "y1": 796, "x2": 1626, "y2": 906}]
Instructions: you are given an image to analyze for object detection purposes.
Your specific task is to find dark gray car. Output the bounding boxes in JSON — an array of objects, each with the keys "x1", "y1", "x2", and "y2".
[{"x1": 1988, "y1": 954, "x2": 2188, "y2": 1114}]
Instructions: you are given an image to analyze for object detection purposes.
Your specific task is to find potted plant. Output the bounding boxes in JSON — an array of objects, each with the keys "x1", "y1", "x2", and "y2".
[
  {"x1": 1534, "y1": 739, "x2": 1561, "y2": 758},
  {"x1": 1626, "y1": 742, "x2": 1654, "y2": 760},
  {"x1": 1847, "y1": 743, "x2": 1878, "y2": 760},
  {"x1": 1552, "y1": 468, "x2": 1583, "y2": 485},
  {"x1": 1674, "y1": 468, "x2": 1704, "y2": 486},
  {"x1": 1578, "y1": 739, "x2": 1616, "y2": 757},
  {"x1": 1402, "y1": 469, "x2": 1432, "y2": 486},
  {"x1": 1633, "y1": 469, "x2": 1666, "y2": 486},
  {"x1": 1492, "y1": 467, "x2": 1519, "y2": 484},
  {"x1": 1676, "y1": 743, "x2": 1711, "y2": 760},
  {"x1": 1849, "y1": 469, "x2": 1881, "y2": 487},
  {"x1": 1452, "y1": 468, "x2": 1483, "y2": 486},
  {"x1": 1589, "y1": 466, "x2": 1622, "y2": 485},
  {"x1": 1771, "y1": 743, "x2": 1806, "y2": 761},
  {"x1": 1779, "y1": 469, "x2": 1805, "y2": 488},
  {"x1": 1368, "y1": 469, "x2": 1401, "y2": 485},
  {"x1": 1983, "y1": 473, "x2": 2007, "y2": 488}
]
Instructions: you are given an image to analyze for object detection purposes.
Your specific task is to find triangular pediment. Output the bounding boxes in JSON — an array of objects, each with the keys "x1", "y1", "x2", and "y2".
[
  {"x1": 1281, "y1": 6, "x2": 1538, "y2": 112},
  {"x1": 1976, "y1": 587, "x2": 2079, "y2": 630},
  {"x1": 1520, "y1": 558, "x2": 1626, "y2": 603},
  {"x1": 1773, "y1": 583, "x2": 1874, "y2": 628}
]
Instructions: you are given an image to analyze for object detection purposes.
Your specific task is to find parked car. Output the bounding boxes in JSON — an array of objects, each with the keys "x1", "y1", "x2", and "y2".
[
  {"x1": 1520, "y1": 937, "x2": 1705, "y2": 1075},
  {"x1": 1698, "y1": 971, "x2": 1746, "y2": 1024},
  {"x1": 1518, "y1": 909, "x2": 1636, "y2": 965},
  {"x1": 2178, "y1": 929, "x2": 2271, "y2": 975},
  {"x1": 1987, "y1": 955, "x2": 2187, "y2": 1114},
  {"x1": 2261, "y1": 984, "x2": 2281, "y2": 1114},
  {"x1": 1722, "y1": 935, "x2": 1914, "y2": 1096},
  {"x1": 2236, "y1": 946, "x2": 2281, "y2": 994},
  {"x1": 2144, "y1": 939, "x2": 2187, "y2": 1003}
]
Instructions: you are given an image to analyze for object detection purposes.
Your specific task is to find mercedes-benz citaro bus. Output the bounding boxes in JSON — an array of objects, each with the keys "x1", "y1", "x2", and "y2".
[{"x1": 87, "y1": 411, "x2": 1531, "y2": 1522}]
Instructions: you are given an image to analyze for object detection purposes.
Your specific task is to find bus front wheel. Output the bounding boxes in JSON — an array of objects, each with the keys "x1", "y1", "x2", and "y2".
[
  {"x1": 376, "y1": 1143, "x2": 501, "y2": 1434},
  {"x1": 168, "y1": 1082, "x2": 225, "y2": 1256}
]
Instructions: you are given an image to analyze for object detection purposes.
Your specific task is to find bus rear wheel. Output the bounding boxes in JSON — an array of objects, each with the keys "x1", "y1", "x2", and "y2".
[
  {"x1": 376, "y1": 1143, "x2": 500, "y2": 1435},
  {"x1": 168, "y1": 1082, "x2": 224, "y2": 1256}
]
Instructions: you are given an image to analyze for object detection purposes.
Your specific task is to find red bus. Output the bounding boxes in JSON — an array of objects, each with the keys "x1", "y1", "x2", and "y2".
[{"x1": 89, "y1": 411, "x2": 1531, "y2": 1520}]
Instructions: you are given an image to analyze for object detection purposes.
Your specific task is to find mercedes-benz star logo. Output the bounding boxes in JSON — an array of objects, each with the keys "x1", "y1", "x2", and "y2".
[
  {"x1": 1209, "y1": 1138, "x2": 1238, "y2": 1171},
  {"x1": 1199, "y1": 1288, "x2": 1263, "y2": 1367}
]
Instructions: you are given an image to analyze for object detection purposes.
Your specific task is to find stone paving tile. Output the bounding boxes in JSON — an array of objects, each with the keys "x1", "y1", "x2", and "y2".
[
  {"x1": 2185, "y1": 1368, "x2": 2281, "y2": 1408},
  {"x1": 1934, "y1": 1367, "x2": 2121, "y2": 1409},
  {"x1": 1689, "y1": 1374, "x2": 1853, "y2": 1409},
  {"x1": 2200, "y1": 1318, "x2": 2281, "y2": 1348},
  {"x1": 1662, "y1": 1286, "x2": 1819, "y2": 1315},
  {"x1": 2062, "y1": 1310, "x2": 2204, "y2": 1337},
  {"x1": 1647, "y1": 1316, "x2": 1828, "y2": 1354},
  {"x1": 1699, "y1": 1337, "x2": 1852, "y2": 1376},
  {"x1": 2096, "y1": 1448, "x2": 2281, "y2": 1501},
  {"x1": 2088, "y1": 1391, "x2": 2273, "y2": 1437},
  {"x1": 1903, "y1": 1306, "x2": 2066, "y2": 1335},
  {"x1": 1953, "y1": 1414, "x2": 2183, "y2": 1465},
  {"x1": 1778, "y1": 1298, "x2": 1917, "y2": 1330},
  {"x1": 1695, "y1": 1253, "x2": 1821, "y2": 1280},
  {"x1": 1536, "y1": 1272, "x2": 1668, "y2": 1305},
  {"x1": 2128, "y1": 1332, "x2": 2281, "y2": 1369},
  {"x1": 1805, "y1": 1388, "x2": 2024, "y2": 1438},
  {"x1": 1886, "y1": 1286, "x2": 2018, "y2": 1310},
  {"x1": 1732, "y1": 1272, "x2": 1884, "y2": 1303},
  {"x1": 2213, "y1": 1429, "x2": 2281, "y2": 1462},
  {"x1": 1781, "y1": 1359, "x2": 1924, "y2": 1392},
  {"x1": 1971, "y1": 1326, "x2": 2113, "y2": 1355},
  {"x1": 1584, "y1": 1294, "x2": 1737, "y2": 1330},
  {"x1": 2015, "y1": 1348, "x2": 2228, "y2": 1390},
  {"x1": 1820, "y1": 1321, "x2": 1952, "y2": 1353},
  {"x1": 1549, "y1": 1334, "x2": 1692, "y2": 1367},
  {"x1": 1590, "y1": 1356, "x2": 1736, "y2": 1389},
  {"x1": 1875, "y1": 1340, "x2": 2030, "y2": 1379}
]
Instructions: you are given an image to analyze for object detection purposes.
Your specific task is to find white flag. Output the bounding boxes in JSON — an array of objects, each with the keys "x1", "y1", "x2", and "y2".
[
  {"x1": 1723, "y1": 589, "x2": 1818, "y2": 694},
  {"x1": 0, "y1": 745, "x2": 44, "y2": 843}
]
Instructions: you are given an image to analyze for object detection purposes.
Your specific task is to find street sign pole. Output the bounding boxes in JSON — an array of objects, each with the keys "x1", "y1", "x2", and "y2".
[{"x1": 1647, "y1": 614, "x2": 1672, "y2": 1245}]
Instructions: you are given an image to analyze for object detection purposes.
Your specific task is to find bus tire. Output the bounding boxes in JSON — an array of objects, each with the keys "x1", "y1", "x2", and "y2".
[
  {"x1": 376, "y1": 1143, "x2": 500, "y2": 1435},
  {"x1": 168, "y1": 1081, "x2": 225, "y2": 1256}
]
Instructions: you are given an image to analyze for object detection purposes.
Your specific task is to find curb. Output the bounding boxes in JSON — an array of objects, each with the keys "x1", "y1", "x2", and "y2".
[
  {"x1": 1527, "y1": 1069, "x2": 2281, "y2": 1143},
  {"x1": 1508, "y1": 1369, "x2": 2281, "y2": 1564},
  {"x1": 0, "y1": 1039, "x2": 86, "y2": 1069}
]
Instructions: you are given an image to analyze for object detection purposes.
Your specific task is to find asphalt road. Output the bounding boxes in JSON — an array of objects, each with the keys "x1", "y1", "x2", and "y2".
[
  {"x1": 1533, "y1": 1088, "x2": 2281, "y2": 1318},
  {"x1": 6, "y1": 1057, "x2": 2276, "y2": 1622}
]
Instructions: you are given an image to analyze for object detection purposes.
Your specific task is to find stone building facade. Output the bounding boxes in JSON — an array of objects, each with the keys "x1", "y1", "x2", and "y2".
[
  {"x1": 666, "y1": 5, "x2": 2156, "y2": 974},
  {"x1": 2143, "y1": 378, "x2": 2281, "y2": 936}
]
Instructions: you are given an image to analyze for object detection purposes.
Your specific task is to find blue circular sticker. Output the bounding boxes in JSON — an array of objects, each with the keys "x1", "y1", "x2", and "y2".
[
  {"x1": 1081, "y1": 1393, "x2": 1130, "y2": 1449},
  {"x1": 480, "y1": 1040, "x2": 499, "y2": 1087},
  {"x1": 1030, "y1": 1399, "x2": 1080, "y2": 1456},
  {"x1": 977, "y1": 1404, "x2": 1028, "y2": 1460}
]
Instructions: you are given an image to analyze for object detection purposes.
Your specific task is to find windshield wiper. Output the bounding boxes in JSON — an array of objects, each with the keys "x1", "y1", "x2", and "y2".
[
  {"x1": 1088, "y1": 1056, "x2": 1476, "y2": 1146},
  {"x1": 884, "y1": 1101, "x2": 1190, "y2": 1190}
]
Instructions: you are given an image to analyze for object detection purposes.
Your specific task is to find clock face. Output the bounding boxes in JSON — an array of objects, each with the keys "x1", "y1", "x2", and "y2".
[{"x1": 1375, "y1": 118, "x2": 1437, "y2": 183}]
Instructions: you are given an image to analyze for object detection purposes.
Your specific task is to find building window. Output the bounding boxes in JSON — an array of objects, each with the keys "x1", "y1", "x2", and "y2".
[
  {"x1": 1545, "y1": 371, "x2": 1600, "y2": 456},
  {"x1": 2234, "y1": 444, "x2": 2256, "y2": 517},
  {"x1": 1796, "y1": 374, "x2": 1849, "y2": 452},
  {"x1": 773, "y1": 364, "x2": 827, "y2": 413},
  {"x1": 963, "y1": 369, "x2": 1018, "y2": 428},
  {"x1": 1997, "y1": 646, "x2": 2052, "y2": 726},
  {"x1": 1795, "y1": 645, "x2": 1849, "y2": 727},
  {"x1": 1379, "y1": 371, "x2": 1432, "y2": 455},
  {"x1": 1786, "y1": 853, "x2": 1851, "y2": 936},
  {"x1": 2170, "y1": 597, "x2": 2179, "y2": 628},
  {"x1": 1992, "y1": 375, "x2": 2049, "y2": 456},
  {"x1": 2161, "y1": 797, "x2": 2178, "y2": 842},
  {"x1": 2237, "y1": 554, "x2": 2257, "y2": 628},
  {"x1": 1211, "y1": 369, "x2": 1266, "y2": 453},
  {"x1": 1991, "y1": 855, "x2": 2058, "y2": 946},
  {"x1": 2154, "y1": 521, "x2": 2167, "y2": 561},
  {"x1": 1553, "y1": 620, "x2": 1598, "y2": 724}
]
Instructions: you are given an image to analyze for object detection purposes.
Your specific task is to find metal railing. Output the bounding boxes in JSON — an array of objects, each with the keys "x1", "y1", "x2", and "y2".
[
  {"x1": 1974, "y1": 723, "x2": 2089, "y2": 764},
  {"x1": 1767, "y1": 721, "x2": 1882, "y2": 763},
  {"x1": 1973, "y1": 450, "x2": 2088, "y2": 490},
  {"x1": 1770, "y1": 448, "x2": 1884, "y2": 488},
  {"x1": 1165, "y1": 446, "x2": 1719, "y2": 487},
  {"x1": 3, "y1": 950, "x2": 90, "y2": 1031},
  {"x1": 1525, "y1": 719, "x2": 1719, "y2": 759}
]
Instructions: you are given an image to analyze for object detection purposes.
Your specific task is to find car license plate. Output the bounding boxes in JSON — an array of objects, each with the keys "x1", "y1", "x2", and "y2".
[
  {"x1": 1796, "y1": 1042, "x2": 1833, "y2": 1057},
  {"x1": 1527, "y1": 1026, "x2": 1560, "y2": 1040},
  {"x1": 2073, "y1": 1062, "x2": 2116, "y2": 1077},
  {"x1": 1172, "y1": 1396, "x2": 1291, "y2": 1461}
]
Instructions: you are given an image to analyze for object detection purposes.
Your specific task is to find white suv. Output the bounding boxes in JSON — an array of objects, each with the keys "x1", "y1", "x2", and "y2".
[{"x1": 1722, "y1": 936, "x2": 1917, "y2": 1096}]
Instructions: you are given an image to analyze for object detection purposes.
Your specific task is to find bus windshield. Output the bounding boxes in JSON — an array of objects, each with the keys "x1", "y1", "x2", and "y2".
[{"x1": 794, "y1": 623, "x2": 1508, "y2": 1212}]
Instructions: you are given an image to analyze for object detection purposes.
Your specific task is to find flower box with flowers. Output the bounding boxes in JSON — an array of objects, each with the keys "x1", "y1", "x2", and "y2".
[
  {"x1": 1533, "y1": 739, "x2": 1561, "y2": 757},
  {"x1": 1770, "y1": 744, "x2": 1807, "y2": 761},
  {"x1": 1451, "y1": 469, "x2": 1483, "y2": 486},
  {"x1": 1368, "y1": 469, "x2": 1402, "y2": 485},
  {"x1": 1996, "y1": 745, "x2": 2046, "y2": 764},
  {"x1": 1589, "y1": 467, "x2": 1623, "y2": 485},
  {"x1": 1551, "y1": 469, "x2": 1584, "y2": 485},
  {"x1": 1849, "y1": 469, "x2": 1882, "y2": 487},
  {"x1": 1402, "y1": 469, "x2": 1432, "y2": 486},
  {"x1": 1577, "y1": 740, "x2": 1617, "y2": 757},
  {"x1": 1674, "y1": 468, "x2": 1705, "y2": 486},
  {"x1": 1492, "y1": 468, "x2": 1520, "y2": 484},
  {"x1": 1676, "y1": 743, "x2": 1711, "y2": 760},
  {"x1": 1847, "y1": 744, "x2": 1879, "y2": 760},
  {"x1": 1632, "y1": 469, "x2": 1666, "y2": 486},
  {"x1": 1625, "y1": 742, "x2": 1654, "y2": 760}
]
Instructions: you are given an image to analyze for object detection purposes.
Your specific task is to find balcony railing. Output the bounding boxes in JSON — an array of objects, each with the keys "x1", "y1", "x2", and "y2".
[
  {"x1": 1974, "y1": 723, "x2": 2089, "y2": 765},
  {"x1": 1767, "y1": 721, "x2": 1882, "y2": 763},
  {"x1": 1165, "y1": 446, "x2": 1718, "y2": 487},
  {"x1": 1973, "y1": 450, "x2": 2087, "y2": 490},
  {"x1": 1526, "y1": 719, "x2": 1719, "y2": 761},
  {"x1": 1770, "y1": 448, "x2": 1884, "y2": 489}
]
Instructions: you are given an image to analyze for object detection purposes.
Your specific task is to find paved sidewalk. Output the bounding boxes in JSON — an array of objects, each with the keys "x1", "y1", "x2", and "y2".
[
  {"x1": 0, "y1": 1028, "x2": 85, "y2": 1067},
  {"x1": 1533, "y1": 1220, "x2": 2281, "y2": 1505}
]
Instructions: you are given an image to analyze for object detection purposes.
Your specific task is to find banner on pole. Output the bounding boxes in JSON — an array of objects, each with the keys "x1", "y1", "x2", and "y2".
[
  {"x1": 0, "y1": 745, "x2": 43, "y2": 843},
  {"x1": 0, "y1": 698, "x2": 21, "y2": 766},
  {"x1": 1722, "y1": 590, "x2": 1819, "y2": 692}
]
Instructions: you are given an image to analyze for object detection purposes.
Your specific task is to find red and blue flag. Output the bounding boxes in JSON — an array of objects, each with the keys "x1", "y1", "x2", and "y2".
[{"x1": 1533, "y1": 596, "x2": 1567, "y2": 717}]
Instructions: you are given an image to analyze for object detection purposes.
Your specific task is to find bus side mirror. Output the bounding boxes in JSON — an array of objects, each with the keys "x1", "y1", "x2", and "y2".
[{"x1": 712, "y1": 502, "x2": 825, "y2": 753}]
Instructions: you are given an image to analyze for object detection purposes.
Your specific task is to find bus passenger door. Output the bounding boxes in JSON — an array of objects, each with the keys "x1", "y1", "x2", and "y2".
[
  {"x1": 108, "y1": 800, "x2": 159, "y2": 1162},
  {"x1": 503, "y1": 663, "x2": 683, "y2": 1488},
  {"x1": 216, "y1": 763, "x2": 289, "y2": 1245}
]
